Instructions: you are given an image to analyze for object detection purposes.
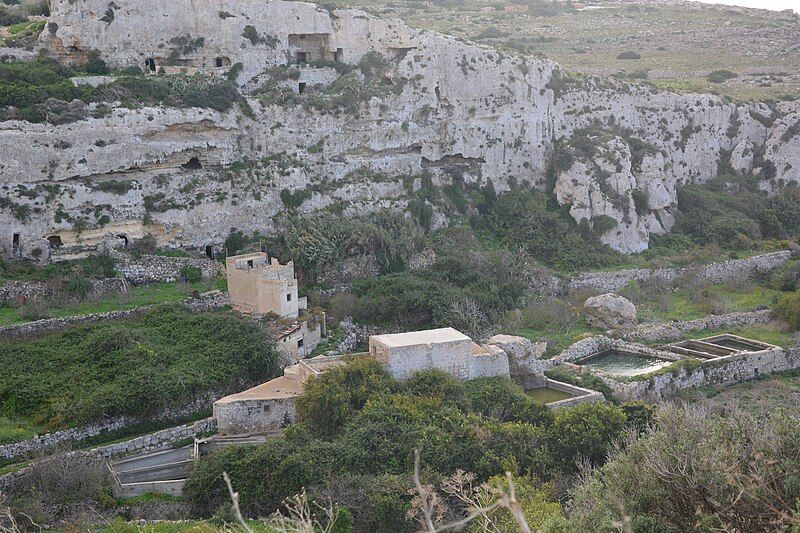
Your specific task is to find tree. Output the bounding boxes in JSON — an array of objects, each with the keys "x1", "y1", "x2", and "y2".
[{"x1": 294, "y1": 358, "x2": 394, "y2": 438}]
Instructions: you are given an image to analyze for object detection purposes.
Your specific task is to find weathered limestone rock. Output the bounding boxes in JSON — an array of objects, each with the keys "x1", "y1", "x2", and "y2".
[
  {"x1": 486, "y1": 334, "x2": 549, "y2": 388},
  {"x1": 583, "y1": 293, "x2": 637, "y2": 328},
  {"x1": 1, "y1": 1, "x2": 799, "y2": 259}
]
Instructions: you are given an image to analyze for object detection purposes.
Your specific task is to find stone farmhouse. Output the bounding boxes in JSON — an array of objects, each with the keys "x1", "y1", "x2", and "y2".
[{"x1": 226, "y1": 252, "x2": 325, "y2": 361}]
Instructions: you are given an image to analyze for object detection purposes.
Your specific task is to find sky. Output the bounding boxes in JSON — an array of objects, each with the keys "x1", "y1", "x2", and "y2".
[{"x1": 694, "y1": 0, "x2": 799, "y2": 13}]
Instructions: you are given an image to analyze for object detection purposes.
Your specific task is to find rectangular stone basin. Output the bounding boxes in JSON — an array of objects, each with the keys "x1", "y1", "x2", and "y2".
[
  {"x1": 700, "y1": 334, "x2": 774, "y2": 353},
  {"x1": 526, "y1": 386, "x2": 576, "y2": 404},
  {"x1": 577, "y1": 349, "x2": 674, "y2": 377}
]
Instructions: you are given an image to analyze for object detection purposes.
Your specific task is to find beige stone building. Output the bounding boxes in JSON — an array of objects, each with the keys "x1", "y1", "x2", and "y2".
[
  {"x1": 226, "y1": 252, "x2": 300, "y2": 317},
  {"x1": 226, "y1": 252, "x2": 325, "y2": 361},
  {"x1": 369, "y1": 327, "x2": 510, "y2": 381},
  {"x1": 213, "y1": 355, "x2": 346, "y2": 435}
]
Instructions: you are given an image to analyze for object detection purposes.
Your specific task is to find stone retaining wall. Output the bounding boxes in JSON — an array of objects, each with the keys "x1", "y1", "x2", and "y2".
[
  {"x1": 91, "y1": 417, "x2": 216, "y2": 459},
  {"x1": 111, "y1": 251, "x2": 222, "y2": 285},
  {"x1": 566, "y1": 251, "x2": 791, "y2": 294},
  {"x1": 0, "y1": 291, "x2": 228, "y2": 341},
  {"x1": 0, "y1": 390, "x2": 224, "y2": 461},
  {"x1": 620, "y1": 310, "x2": 774, "y2": 343},
  {"x1": 0, "y1": 418, "x2": 217, "y2": 493},
  {"x1": 0, "y1": 277, "x2": 128, "y2": 305}
]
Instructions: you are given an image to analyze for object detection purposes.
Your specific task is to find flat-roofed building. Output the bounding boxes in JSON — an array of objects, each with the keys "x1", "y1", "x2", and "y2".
[
  {"x1": 369, "y1": 327, "x2": 509, "y2": 381},
  {"x1": 226, "y1": 252, "x2": 300, "y2": 317}
]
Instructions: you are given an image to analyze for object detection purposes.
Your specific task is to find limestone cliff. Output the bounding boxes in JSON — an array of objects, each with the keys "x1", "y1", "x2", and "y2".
[{"x1": 2, "y1": 0, "x2": 799, "y2": 258}]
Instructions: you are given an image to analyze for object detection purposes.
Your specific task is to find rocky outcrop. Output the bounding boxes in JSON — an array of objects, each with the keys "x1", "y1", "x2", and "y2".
[
  {"x1": 583, "y1": 293, "x2": 637, "y2": 329},
  {"x1": 1, "y1": 1, "x2": 799, "y2": 259}
]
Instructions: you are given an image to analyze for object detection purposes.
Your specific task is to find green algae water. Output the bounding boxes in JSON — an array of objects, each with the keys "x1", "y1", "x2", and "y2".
[
  {"x1": 579, "y1": 350, "x2": 673, "y2": 377},
  {"x1": 526, "y1": 387, "x2": 575, "y2": 404}
]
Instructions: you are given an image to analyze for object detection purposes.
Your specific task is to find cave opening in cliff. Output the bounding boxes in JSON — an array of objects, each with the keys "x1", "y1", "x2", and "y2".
[
  {"x1": 145, "y1": 58, "x2": 156, "y2": 72},
  {"x1": 215, "y1": 56, "x2": 231, "y2": 68},
  {"x1": 334, "y1": 48, "x2": 343, "y2": 62},
  {"x1": 296, "y1": 51, "x2": 309, "y2": 64},
  {"x1": 118, "y1": 234, "x2": 129, "y2": 248},
  {"x1": 47, "y1": 235, "x2": 63, "y2": 248},
  {"x1": 12, "y1": 233, "x2": 20, "y2": 254},
  {"x1": 298, "y1": 82, "x2": 307, "y2": 94},
  {"x1": 205, "y1": 245, "x2": 214, "y2": 259},
  {"x1": 182, "y1": 157, "x2": 202, "y2": 170}
]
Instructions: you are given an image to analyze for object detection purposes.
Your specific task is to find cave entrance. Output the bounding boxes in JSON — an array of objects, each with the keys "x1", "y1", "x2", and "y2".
[
  {"x1": 215, "y1": 56, "x2": 231, "y2": 68},
  {"x1": 47, "y1": 235, "x2": 63, "y2": 248},
  {"x1": 12, "y1": 233, "x2": 20, "y2": 255},
  {"x1": 182, "y1": 157, "x2": 202, "y2": 170},
  {"x1": 334, "y1": 47, "x2": 343, "y2": 62},
  {"x1": 298, "y1": 82, "x2": 307, "y2": 94},
  {"x1": 205, "y1": 245, "x2": 214, "y2": 259},
  {"x1": 118, "y1": 234, "x2": 129, "y2": 248},
  {"x1": 296, "y1": 51, "x2": 308, "y2": 64},
  {"x1": 145, "y1": 58, "x2": 156, "y2": 72}
]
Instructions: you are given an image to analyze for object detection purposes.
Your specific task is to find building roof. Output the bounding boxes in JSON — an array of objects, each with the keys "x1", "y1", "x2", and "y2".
[
  {"x1": 370, "y1": 327, "x2": 471, "y2": 348},
  {"x1": 214, "y1": 376, "x2": 304, "y2": 404}
]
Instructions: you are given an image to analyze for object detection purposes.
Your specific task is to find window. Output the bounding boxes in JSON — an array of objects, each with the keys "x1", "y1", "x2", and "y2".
[
  {"x1": 297, "y1": 339, "x2": 304, "y2": 348},
  {"x1": 286, "y1": 293, "x2": 292, "y2": 302}
]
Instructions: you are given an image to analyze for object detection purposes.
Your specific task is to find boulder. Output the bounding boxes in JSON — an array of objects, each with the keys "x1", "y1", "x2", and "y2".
[
  {"x1": 486, "y1": 334, "x2": 550, "y2": 388},
  {"x1": 583, "y1": 293, "x2": 637, "y2": 329}
]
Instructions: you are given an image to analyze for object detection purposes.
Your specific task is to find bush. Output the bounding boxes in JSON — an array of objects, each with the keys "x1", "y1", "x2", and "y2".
[
  {"x1": 63, "y1": 274, "x2": 92, "y2": 300},
  {"x1": 617, "y1": 51, "x2": 641, "y2": 60},
  {"x1": 773, "y1": 290, "x2": 800, "y2": 330},
  {"x1": 295, "y1": 358, "x2": 394, "y2": 438},
  {"x1": 180, "y1": 264, "x2": 203, "y2": 283}
]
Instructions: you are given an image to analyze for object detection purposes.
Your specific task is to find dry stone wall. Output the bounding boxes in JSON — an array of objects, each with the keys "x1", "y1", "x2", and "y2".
[
  {"x1": 112, "y1": 252, "x2": 222, "y2": 284},
  {"x1": 0, "y1": 290, "x2": 228, "y2": 341},
  {"x1": 0, "y1": 277, "x2": 127, "y2": 304},
  {"x1": 0, "y1": 391, "x2": 223, "y2": 461},
  {"x1": 620, "y1": 309, "x2": 774, "y2": 344},
  {"x1": 567, "y1": 251, "x2": 791, "y2": 293}
]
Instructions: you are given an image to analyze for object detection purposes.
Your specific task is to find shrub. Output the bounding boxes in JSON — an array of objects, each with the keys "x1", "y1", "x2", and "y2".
[
  {"x1": 707, "y1": 69, "x2": 737, "y2": 83},
  {"x1": 617, "y1": 51, "x2": 641, "y2": 60},
  {"x1": 294, "y1": 358, "x2": 394, "y2": 438},
  {"x1": 63, "y1": 274, "x2": 92, "y2": 300},
  {"x1": 773, "y1": 290, "x2": 800, "y2": 330},
  {"x1": 180, "y1": 264, "x2": 202, "y2": 283}
]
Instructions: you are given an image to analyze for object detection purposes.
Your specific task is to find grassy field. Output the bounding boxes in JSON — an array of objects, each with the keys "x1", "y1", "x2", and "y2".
[
  {"x1": 0, "y1": 277, "x2": 227, "y2": 326},
  {"x1": 635, "y1": 282, "x2": 782, "y2": 322}
]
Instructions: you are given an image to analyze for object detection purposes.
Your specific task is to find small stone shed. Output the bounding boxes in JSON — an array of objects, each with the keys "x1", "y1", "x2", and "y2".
[{"x1": 369, "y1": 327, "x2": 510, "y2": 381}]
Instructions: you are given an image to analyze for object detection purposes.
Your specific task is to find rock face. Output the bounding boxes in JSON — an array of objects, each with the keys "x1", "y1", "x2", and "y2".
[
  {"x1": 1, "y1": 0, "x2": 800, "y2": 259},
  {"x1": 583, "y1": 293, "x2": 637, "y2": 329}
]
